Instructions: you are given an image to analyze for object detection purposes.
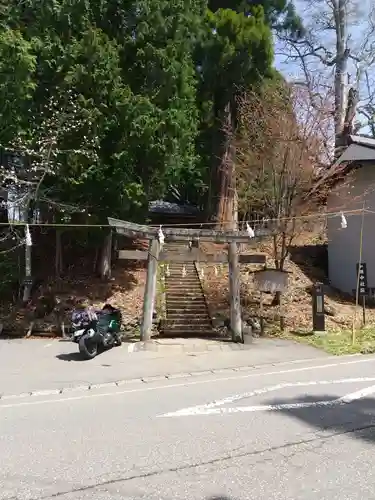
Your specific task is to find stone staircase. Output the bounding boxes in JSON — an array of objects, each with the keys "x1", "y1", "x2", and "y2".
[{"x1": 161, "y1": 242, "x2": 215, "y2": 337}]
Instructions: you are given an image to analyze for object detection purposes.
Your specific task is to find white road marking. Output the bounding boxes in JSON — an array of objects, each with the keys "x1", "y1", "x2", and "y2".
[
  {"x1": 0, "y1": 356, "x2": 374, "y2": 410},
  {"x1": 339, "y1": 384, "x2": 375, "y2": 403},
  {"x1": 169, "y1": 377, "x2": 375, "y2": 416},
  {"x1": 161, "y1": 377, "x2": 375, "y2": 417},
  {"x1": 44, "y1": 343, "x2": 52, "y2": 348},
  {"x1": 169, "y1": 400, "x2": 339, "y2": 416}
]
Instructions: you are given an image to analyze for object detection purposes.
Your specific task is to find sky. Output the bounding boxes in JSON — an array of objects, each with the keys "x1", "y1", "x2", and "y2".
[{"x1": 273, "y1": 0, "x2": 375, "y2": 136}]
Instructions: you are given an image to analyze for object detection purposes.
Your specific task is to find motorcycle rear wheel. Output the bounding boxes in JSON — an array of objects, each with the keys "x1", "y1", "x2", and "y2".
[{"x1": 79, "y1": 334, "x2": 98, "y2": 359}]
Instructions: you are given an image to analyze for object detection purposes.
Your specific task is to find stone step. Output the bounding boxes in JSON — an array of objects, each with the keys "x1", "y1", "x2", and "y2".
[
  {"x1": 163, "y1": 318, "x2": 212, "y2": 326},
  {"x1": 164, "y1": 265, "x2": 197, "y2": 269},
  {"x1": 164, "y1": 274, "x2": 199, "y2": 278},
  {"x1": 163, "y1": 327, "x2": 217, "y2": 337},
  {"x1": 158, "y1": 239, "x2": 212, "y2": 337},
  {"x1": 165, "y1": 283, "x2": 202, "y2": 288},
  {"x1": 164, "y1": 277, "x2": 198, "y2": 281},
  {"x1": 162, "y1": 329, "x2": 216, "y2": 337},
  {"x1": 166, "y1": 297, "x2": 206, "y2": 302},
  {"x1": 167, "y1": 312, "x2": 209, "y2": 318},
  {"x1": 165, "y1": 284, "x2": 201, "y2": 289},
  {"x1": 166, "y1": 313, "x2": 208, "y2": 318},
  {"x1": 166, "y1": 294, "x2": 205, "y2": 300},
  {"x1": 165, "y1": 266, "x2": 197, "y2": 269},
  {"x1": 166, "y1": 291, "x2": 203, "y2": 296},
  {"x1": 163, "y1": 263, "x2": 195, "y2": 265},
  {"x1": 164, "y1": 277, "x2": 200, "y2": 282},
  {"x1": 164, "y1": 325, "x2": 213, "y2": 332},
  {"x1": 166, "y1": 306, "x2": 206, "y2": 311},
  {"x1": 166, "y1": 308, "x2": 208, "y2": 315},
  {"x1": 166, "y1": 297, "x2": 207, "y2": 311},
  {"x1": 164, "y1": 266, "x2": 197, "y2": 270},
  {"x1": 164, "y1": 273, "x2": 198, "y2": 278},
  {"x1": 166, "y1": 296, "x2": 207, "y2": 308},
  {"x1": 162, "y1": 263, "x2": 196, "y2": 266},
  {"x1": 164, "y1": 318, "x2": 212, "y2": 325},
  {"x1": 164, "y1": 244, "x2": 189, "y2": 247},
  {"x1": 165, "y1": 278, "x2": 202, "y2": 290},
  {"x1": 166, "y1": 295, "x2": 204, "y2": 299},
  {"x1": 166, "y1": 284, "x2": 201, "y2": 287},
  {"x1": 166, "y1": 304, "x2": 208, "y2": 314},
  {"x1": 166, "y1": 292, "x2": 203, "y2": 298},
  {"x1": 163, "y1": 250, "x2": 190, "y2": 253}
]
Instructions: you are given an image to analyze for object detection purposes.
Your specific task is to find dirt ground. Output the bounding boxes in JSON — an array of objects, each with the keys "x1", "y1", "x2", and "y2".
[
  {"x1": 199, "y1": 229, "x2": 375, "y2": 333},
  {"x1": 0, "y1": 260, "x2": 147, "y2": 336},
  {"x1": 2, "y1": 227, "x2": 374, "y2": 336}
]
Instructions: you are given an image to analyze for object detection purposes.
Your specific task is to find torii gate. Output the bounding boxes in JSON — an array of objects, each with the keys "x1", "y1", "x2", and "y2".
[{"x1": 108, "y1": 218, "x2": 272, "y2": 343}]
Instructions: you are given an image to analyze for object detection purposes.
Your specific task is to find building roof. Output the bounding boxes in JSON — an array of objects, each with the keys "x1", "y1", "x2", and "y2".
[
  {"x1": 309, "y1": 135, "x2": 375, "y2": 200},
  {"x1": 348, "y1": 135, "x2": 375, "y2": 149},
  {"x1": 336, "y1": 135, "x2": 375, "y2": 164},
  {"x1": 148, "y1": 200, "x2": 200, "y2": 215}
]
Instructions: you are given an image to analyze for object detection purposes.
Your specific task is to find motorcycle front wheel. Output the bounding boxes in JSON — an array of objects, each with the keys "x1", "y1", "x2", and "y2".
[{"x1": 79, "y1": 334, "x2": 98, "y2": 360}]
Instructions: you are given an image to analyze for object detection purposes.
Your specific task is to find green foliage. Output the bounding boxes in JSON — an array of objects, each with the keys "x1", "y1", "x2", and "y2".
[
  {"x1": 0, "y1": 252, "x2": 19, "y2": 297},
  {"x1": 0, "y1": 29, "x2": 36, "y2": 143},
  {"x1": 0, "y1": 0, "x2": 301, "y2": 219},
  {"x1": 195, "y1": 4, "x2": 276, "y2": 214},
  {"x1": 202, "y1": 7, "x2": 274, "y2": 105},
  {"x1": 208, "y1": 0, "x2": 304, "y2": 36}
]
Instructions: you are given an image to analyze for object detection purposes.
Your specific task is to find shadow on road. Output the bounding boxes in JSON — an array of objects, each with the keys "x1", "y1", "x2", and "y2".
[
  {"x1": 56, "y1": 352, "x2": 86, "y2": 362},
  {"x1": 265, "y1": 394, "x2": 375, "y2": 443}
]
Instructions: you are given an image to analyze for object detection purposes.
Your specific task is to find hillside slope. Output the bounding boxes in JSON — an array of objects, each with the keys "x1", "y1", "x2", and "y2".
[{"x1": 200, "y1": 229, "x2": 375, "y2": 333}]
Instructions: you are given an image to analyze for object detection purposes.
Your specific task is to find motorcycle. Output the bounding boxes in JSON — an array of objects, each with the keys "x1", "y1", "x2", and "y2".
[{"x1": 71, "y1": 304, "x2": 122, "y2": 359}]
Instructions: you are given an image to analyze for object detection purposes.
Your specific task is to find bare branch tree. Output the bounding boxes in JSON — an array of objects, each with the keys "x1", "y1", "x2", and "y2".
[
  {"x1": 357, "y1": 69, "x2": 375, "y2": 136},
  {"x1": 235, "y1": 83, "x2": 324, "y2": 274},
  {"x1": 277, "y1": 0, "x2": 375, "y2": 154}
]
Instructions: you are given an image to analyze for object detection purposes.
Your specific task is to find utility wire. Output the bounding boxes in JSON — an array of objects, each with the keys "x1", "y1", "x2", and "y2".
[{"x1": 0, "y1": 207, "x2": 369, "y2": 228}]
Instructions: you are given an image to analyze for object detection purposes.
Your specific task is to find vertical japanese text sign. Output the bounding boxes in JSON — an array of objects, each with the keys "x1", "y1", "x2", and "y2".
[{"x1": 356, "y1": 263, "x2": 368, "y2": 298}]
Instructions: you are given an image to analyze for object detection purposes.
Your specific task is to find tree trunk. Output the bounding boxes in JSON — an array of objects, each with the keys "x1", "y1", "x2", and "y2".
[
  {"x1": 99, "y1": 231, "x2": 113, "y2": 280},
  {"x1": 55, "y1": 230, "x2": 63, "y2": 278},
  {"x1": 216, "y1": 100, "x2": 237, "y2": 230},
  {"x1": 334, "y1": 0, "x2": 350, "y2": 158},
  {"x1": 0, "y1": 189, "x2": 8, "y2": 224}
]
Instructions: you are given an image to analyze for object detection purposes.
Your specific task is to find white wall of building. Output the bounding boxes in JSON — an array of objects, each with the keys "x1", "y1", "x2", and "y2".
[{"x1": 327, "y1": 164, "x2": 375, "y2": 294}]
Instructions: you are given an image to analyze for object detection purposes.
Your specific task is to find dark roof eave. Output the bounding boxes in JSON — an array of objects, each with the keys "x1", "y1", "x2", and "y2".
[{"x1": 348, "y1": 135, "x2": 375, "y2": 150}]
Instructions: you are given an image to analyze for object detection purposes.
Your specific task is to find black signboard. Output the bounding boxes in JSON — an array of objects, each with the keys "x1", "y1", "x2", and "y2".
[
  {"x1": 312, "y1": 282, "x2": 325, "y2": 332},
  {"x1": 356, "y1": 263, "x2": 368, "y2": 297},
  {"x1": 22, "y1": 276, "x2": 33, "y2": 287}
]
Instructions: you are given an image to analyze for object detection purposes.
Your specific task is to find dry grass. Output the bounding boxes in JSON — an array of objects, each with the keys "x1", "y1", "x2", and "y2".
[
  {"x1": 199, "y1": 225, "x2": 375, "y2": 346},
  {"x1": 0, "y1": 261, "x2": 147, "y2": 336}
]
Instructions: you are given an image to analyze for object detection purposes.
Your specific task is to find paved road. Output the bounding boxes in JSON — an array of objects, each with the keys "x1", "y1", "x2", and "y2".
[
  {"x1": 0, "y1": 338, "x2": 327, "y2": 396},
  {"x1": 2, "y1": 354, "x2": 375, "y2": 499}
]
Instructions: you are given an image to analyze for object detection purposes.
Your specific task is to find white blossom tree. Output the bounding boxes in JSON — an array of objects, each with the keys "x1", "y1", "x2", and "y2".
[{"x1": 0, "y1": 90, "x2": 99, "y2": 300}]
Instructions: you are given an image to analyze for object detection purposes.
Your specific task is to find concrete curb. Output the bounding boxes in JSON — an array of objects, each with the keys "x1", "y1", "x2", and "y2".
[
  {"x1": 125, "y1": 340, "x2": 253, "y2": 353},
  {"x1": 0, "y1": 354, "x2": 362, "y2": 402}
]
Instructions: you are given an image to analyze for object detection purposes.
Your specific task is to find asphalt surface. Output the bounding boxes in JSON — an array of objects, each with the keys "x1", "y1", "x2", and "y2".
[
  {"x1": 2, "y1": 354, "x2": 375, "y2": 499},
  {"x1": 0, "y1": 337, "x2": 327, "y2": 396}
]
